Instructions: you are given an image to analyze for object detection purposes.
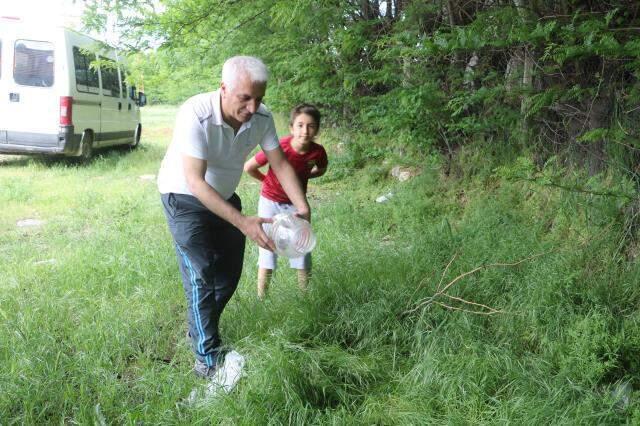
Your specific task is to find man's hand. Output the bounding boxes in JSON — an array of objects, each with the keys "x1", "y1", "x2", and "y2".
[{"x1": 239, "y1": 216, "x2": 275, "y2": 251}]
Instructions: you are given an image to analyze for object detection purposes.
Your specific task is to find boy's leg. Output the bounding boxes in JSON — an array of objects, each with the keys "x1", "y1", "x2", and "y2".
[
  {"x1": 290, "y1": 253, "x2": 312, "y2": 291},
  {"x1": 257, "y1": 267, "x2": 273, "y2": 299},
  {"x1": 296, "y1": 269, "x2": 310, "y2": 291},
  {"x1": 257, "y1": 195, "x2": 279, "y2": 298}
]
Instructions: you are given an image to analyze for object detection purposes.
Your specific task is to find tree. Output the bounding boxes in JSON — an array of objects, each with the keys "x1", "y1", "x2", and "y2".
[{"x1": 82, "y1": 0, "x2": 640, "y2": 177}]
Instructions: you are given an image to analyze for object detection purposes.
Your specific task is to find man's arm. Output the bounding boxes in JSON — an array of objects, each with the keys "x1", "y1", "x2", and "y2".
[
  {"x1": 263, "y1": 147, "x2": 311, "y2": 220},
  {"x1": 243, "y1": 156, "x2": 266, "y2": 181},
  {"x1": 183, "y1": 154, "x2": 275, "y2": 251}
]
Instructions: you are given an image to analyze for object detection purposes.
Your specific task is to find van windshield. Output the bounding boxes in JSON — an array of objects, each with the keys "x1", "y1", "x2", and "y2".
[{"x1": 14, "y1": 40, "x2": 54, "y2": 87}]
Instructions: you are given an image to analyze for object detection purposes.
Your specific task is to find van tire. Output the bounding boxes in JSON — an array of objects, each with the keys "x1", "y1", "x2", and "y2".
[
  {"x1": 79, "y1": 132, "x2": 94, "y2": 161},
  {"x1": 130, "y1": 124, "x2": 142, "y2": 148}
]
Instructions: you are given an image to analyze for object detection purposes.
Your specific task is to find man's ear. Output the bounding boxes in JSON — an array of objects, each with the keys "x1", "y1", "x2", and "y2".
[{"x1": 220, "y1": 82, "x2": 227, "y2": 97}]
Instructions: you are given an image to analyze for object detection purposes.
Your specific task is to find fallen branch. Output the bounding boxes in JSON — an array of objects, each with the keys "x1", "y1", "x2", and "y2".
[
  {"x1": 436, "y1": 252, "x2": 458, "y2": 293},
  {"x1": 442, "y1": 293, "x2": 502, "y2": 314},
  {"x1": 402, "y1": 250, "x2": 551, "y2": 317},
  {"x1": 402, "y1": 220, "x2": 617, "y2": 319},
  {"x1": 434, "y1": 301, "x2": 502, "y2": 315}
]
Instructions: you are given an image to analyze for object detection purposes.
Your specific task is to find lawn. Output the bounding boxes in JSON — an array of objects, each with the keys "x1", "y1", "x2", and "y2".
[{"x1": 1, "y1": 105, "x2": 638, "y2": 424}]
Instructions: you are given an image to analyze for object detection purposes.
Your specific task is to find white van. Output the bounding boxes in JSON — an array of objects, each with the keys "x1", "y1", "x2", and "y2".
[{"x1": 0, "y1": 18, "x2": 146, "y2": 159}]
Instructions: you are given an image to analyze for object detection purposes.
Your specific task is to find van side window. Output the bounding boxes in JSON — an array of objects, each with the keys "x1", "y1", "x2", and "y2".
[
  {"x1": 99, "y1": 57, "x2": 120, "y2": 97},
  {"x1": 73, "y1": 46, "x2": 99, "y2": 94},
  {"x1": 14, "y1": 39, "x2": 54, "y2": 87},
  {"x1": 121, "y1": 69, "x2": 137, "y2": 101},
  {"x1": 122, "y1": 77, "x2": 128, "y2": 100}
]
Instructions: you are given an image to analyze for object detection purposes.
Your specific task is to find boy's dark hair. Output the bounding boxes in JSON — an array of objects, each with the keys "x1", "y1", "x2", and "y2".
[{"x1": 289, "y1": 103, "x2": 321, "y2": 127}]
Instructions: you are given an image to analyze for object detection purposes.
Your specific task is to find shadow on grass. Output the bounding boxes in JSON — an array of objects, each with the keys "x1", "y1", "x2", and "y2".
[{"x1": 0, "y1": 144, "x2": 158, "y2": 169}]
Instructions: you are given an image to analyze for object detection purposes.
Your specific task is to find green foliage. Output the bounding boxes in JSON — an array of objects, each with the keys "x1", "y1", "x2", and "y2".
[{"x1": 80, "y1": 1, "x2": 640, "y2": 185}]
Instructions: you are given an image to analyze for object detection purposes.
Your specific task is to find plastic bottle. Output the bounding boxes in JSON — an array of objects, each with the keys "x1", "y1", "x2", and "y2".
[{"x1": 263, "y1": 213, "x2": 316, "y2": 258}]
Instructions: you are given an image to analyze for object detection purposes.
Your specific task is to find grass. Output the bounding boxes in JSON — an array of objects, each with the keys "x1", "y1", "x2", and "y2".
[{"x1": 1, "y1": 106, "x2": 639, "y2": 424}]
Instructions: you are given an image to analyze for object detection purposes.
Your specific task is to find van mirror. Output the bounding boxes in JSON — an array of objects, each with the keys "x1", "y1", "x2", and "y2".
[
  {"x1": 138, "y1": 92, "x2": 147, "y2": 107},
  {"x1": 129, "y1": 85, "x2": 137, "y2": 100}
]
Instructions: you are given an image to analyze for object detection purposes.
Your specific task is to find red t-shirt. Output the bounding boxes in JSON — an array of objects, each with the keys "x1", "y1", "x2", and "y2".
[{"x1": 254, "y1": 135, "x2": 328, "y2": 203}]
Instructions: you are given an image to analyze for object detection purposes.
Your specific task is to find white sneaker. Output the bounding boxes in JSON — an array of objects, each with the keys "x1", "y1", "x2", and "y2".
[
  {"x1": 187, "y1": 350, "x2": 246, "y2": 403},
  {"x1": 208, "y1": 350, "x2": 245, "y2": 394}
]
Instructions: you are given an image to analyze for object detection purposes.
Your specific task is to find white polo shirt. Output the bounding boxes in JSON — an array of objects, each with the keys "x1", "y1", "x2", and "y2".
[{"x1": 157, "y1": 90, "x2": 280, "y2": 199}]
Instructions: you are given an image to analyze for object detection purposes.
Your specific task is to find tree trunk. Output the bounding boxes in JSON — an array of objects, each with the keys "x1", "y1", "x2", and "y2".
[
  {"x1": 361, "y1": 0, "x2": 373, "y2": 20},
  {"x1": 514, "y1": 0, "x2": 533, "y2": 144},
  {"x1": 444, "y1": 0, "x2": 460, "y2": 64},
  {"x1": 445, "y1": 0, "x2": 457, "y2": 26},
  {"x1": 394, "y1": 0, "x2": 404, "y2": 18},
  {"x1": 520, "y1": 47, "x2": 534, "y2": 140}
]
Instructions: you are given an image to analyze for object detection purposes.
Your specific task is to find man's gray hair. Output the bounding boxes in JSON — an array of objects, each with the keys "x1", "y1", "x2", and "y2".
[{"x1": 222, "y1": 56, "x2": 269, "y2": 91}]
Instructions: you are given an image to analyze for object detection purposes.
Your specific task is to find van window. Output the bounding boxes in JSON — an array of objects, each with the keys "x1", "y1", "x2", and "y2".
[
  {"x1": 122, "y1": 76, "x2": 128, "y2": 99},
  {"x1": 120, "y1": 67, "x2": 136, "y2": 100},
  {"x1": 73, "y1": 46, "x2": 99, "y2": 94},
  {"x1": 99, "y1": 57, "x2": 120, "y2": 97},
  {"x1": 14, "y1": 39, "x2": 54, "y2": 87}
]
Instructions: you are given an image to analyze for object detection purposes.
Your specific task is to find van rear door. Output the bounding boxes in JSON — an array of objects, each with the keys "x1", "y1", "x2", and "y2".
[
  {"x1": 0, "y1": 37, "x2": 7, "y2": 144},
  {"x1": 5, "y1": 38, "x2": 59, "y2": 148}
]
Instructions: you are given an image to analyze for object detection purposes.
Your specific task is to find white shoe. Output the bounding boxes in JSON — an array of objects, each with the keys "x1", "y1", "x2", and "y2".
[
  {"x1": 208, "y1": 350, "x2": 245, "y2": 394},
  {"x1": 188, "y1": 350, "x2": 246, "y2": 403}
]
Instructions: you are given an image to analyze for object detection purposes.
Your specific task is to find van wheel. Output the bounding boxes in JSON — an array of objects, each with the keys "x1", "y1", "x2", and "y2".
[
  {"x1": 79, "y1": 132, "x2": 94, "y2": 161},
  {"x1": 130, "y1": 124, "x2": 142, "y2": 148}
]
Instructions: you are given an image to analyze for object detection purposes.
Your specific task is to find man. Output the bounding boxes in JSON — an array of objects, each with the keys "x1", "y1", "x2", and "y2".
[{"x1": 157, "y1": 56, "x2": 310, "y2": 379}]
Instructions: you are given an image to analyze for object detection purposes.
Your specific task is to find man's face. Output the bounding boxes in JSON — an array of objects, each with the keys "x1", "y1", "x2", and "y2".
[{"x1": 220, "y1": 75, "x2": 266, "y2": 127}]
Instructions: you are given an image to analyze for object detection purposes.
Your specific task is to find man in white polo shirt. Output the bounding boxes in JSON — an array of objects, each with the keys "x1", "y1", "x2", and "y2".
[{"x1": 158, "y1": 56, "x2": 310, "y2": 379}]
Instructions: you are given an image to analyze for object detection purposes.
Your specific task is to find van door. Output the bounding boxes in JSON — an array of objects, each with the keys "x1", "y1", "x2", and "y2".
[
  {"x1": 98, "y1": 57, "x2": 121, "y2": 146},
  {"x1": 71, "y1": 46, "x2": 100, "y2": 144},
  {"x1": 0, "y1": 38, "x2": 7, "y2": 144},
  {"x1": 5, "y1": 39, "x2": 58, "y2": 147},
  {"x1": 120, "y1": 70, "x2": 138, "y2": 143}
]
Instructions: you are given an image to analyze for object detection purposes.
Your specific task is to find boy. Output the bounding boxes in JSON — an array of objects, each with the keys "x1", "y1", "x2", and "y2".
[{"x1": 244, "y1": 104, "x2": 328, "y2": 298}]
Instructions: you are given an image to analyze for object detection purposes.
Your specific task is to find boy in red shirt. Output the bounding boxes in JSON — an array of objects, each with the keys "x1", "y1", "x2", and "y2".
[{"x1": 244, "y1": 104, "x2": 328, "y2": 298}]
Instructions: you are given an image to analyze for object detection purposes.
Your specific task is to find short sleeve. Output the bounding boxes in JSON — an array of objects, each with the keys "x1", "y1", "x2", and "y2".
[
  {"x1": 254, "y1": 150, "x2": 268, "y2": 166},
  {"x1": 173, "y1": 104, "x2": 207, "y2": 160},
  {"x1": 257, "y1": 115, "x2": 280, "y2": 152},
  {"x1": 317, "y1": 145, "x2": 329, "y2": 168}
]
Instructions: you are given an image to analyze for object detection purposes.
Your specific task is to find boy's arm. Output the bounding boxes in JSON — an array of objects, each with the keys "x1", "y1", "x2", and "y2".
[
  {"x1": 309, "y1": 147, "x2": 329, "y2": 179},
  {"x1": 243, "y1": 156, "x2": 266, "y2": 181}
]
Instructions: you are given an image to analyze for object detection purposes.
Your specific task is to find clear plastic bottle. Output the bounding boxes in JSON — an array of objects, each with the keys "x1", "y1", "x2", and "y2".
[{"x1": 263, "y1": 213, "x2": 316, "y2": 258}]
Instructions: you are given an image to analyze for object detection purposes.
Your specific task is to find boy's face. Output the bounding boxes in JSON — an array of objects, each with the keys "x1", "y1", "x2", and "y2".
[{"x1": 290, "y1": 113, "x2": 319, "y2": 146}]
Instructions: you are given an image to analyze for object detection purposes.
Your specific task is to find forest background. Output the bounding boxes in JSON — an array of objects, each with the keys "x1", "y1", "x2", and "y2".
[{"x1": 89, "y1": 0, "x2": 640, "y2": 177}]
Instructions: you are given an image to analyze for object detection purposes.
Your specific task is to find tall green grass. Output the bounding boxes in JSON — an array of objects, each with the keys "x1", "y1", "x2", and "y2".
[{"x1": 0, "y1": 106, "x2": 638, "y2": 423}]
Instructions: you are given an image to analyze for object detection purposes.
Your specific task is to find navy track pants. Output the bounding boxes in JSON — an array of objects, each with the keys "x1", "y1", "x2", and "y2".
[{"x1": 161, "y1": 192, "x2": 245, "y2": 367}]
